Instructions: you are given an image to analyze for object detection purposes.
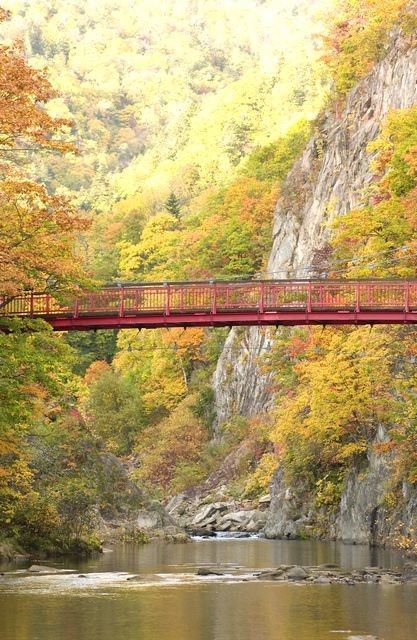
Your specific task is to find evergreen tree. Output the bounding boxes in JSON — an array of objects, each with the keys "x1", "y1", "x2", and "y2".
[{"x1": 164, "y1": 192, "x2": 181, "y2": 218}]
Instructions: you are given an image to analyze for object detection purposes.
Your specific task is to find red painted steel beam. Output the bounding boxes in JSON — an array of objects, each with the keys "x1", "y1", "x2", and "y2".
[{"x1": 43, "y1": 310, "x2": 417, "y2": 331}]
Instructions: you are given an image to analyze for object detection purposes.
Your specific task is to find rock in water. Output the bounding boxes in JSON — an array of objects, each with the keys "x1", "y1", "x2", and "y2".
[
  {"x1": 197, "y1": 567, "x2": 224, "y2": 576},
  {"x1": 28, "y1": 565, "x2": 59, "y2": 573},
  {"x1": 286, "y1": 566, "x2": 309, "y2": 580}
]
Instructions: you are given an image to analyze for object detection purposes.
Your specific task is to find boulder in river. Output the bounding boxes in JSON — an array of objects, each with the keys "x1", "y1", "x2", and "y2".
[
  {"x1": 28, "y1": 565, "x2": 60, "y2": 573},
  {"x1": 197, "y1": 567, "x2": 224, "y2": 576},
  {"x1": 286, "y1": 566, "x2": 309, "y2": 580},
  {"x1": 314, "y1": 575, "x2": 331, "y2": 584}
]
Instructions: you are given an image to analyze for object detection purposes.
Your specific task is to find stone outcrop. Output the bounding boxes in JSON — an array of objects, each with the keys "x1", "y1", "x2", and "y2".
[
  {"x1": 166, "y1": 493, "x2": 269, "y2": 535},
  {"x1": 95, "y1": 455, "x2": 187, "y2": 543},
  {"x1": 213, "y1": 327, "x2": 274, "y2": 434},
  {"x1": 213, "y1": 31, "x2": 417, "y2": 545},
  {"x1": 262, "y1": 425, "x2": 417, "y2": 546}
]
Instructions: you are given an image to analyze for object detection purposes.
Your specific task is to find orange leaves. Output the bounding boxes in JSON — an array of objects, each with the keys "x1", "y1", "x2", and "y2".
[
  {"x1": 0, "y1": 13, "x2": 89, "y2": 297},
  {"x1": 83, "y1": 360, "x2": 112, "y2": 386},
  {"x1": 0, "y1": 37, "x2": 74, "y2": 153},
  {"x1": 161, "y1": 327, "x2": 205, "y2": 361},
  {"x1": 0, "y1": 179, "x2": 90, "y2": 295},
  {"x1": 287, "y1": 333, "x2": 313, "y2": 359}
]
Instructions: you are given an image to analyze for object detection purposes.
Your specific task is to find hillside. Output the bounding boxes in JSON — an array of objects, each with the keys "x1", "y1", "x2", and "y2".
[
  {"x1": 3, "y1": 0, "x2": 417, "y2": 556},
  {"x1": 0, "y1": 0, "x2": 333, "y2": 555}
]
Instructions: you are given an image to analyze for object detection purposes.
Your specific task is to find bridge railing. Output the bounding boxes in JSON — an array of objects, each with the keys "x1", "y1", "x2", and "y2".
[{"x1": 2, "y1": 280, "x2": 417, "y2": 319}]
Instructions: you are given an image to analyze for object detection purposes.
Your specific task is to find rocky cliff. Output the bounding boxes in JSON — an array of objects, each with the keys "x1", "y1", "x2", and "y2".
[{"x1": 214, "y1": 31, "x2": 417, "y2": 545}]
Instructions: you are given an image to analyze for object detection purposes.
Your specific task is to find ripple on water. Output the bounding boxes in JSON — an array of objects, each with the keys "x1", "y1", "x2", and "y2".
[{"x1": 0, "y1": 569, "x2": 258, "y2": 596}]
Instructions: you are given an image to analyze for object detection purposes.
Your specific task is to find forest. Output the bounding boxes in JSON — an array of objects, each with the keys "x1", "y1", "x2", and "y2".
[{"x1": 2, "y1": 0, "x2": 417, "y2": 557}]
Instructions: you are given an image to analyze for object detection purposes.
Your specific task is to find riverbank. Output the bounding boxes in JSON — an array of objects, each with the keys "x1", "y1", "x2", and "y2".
[{"x1": 0, "y1": 497, "x2": 189, "y2": 563}]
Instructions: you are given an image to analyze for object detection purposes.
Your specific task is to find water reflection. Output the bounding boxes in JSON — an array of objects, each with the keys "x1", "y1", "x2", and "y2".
[
  {"x1": 41, "y1": 538, "x2": 407, "y2": 575},
  {"x1": 0, "y1": 540, "x2": 415, "y2": 640}
]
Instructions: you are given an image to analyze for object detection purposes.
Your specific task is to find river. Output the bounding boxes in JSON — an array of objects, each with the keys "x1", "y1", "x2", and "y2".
[{"x1": 0, "y1": 538, "x2": 416, "y2": 640}]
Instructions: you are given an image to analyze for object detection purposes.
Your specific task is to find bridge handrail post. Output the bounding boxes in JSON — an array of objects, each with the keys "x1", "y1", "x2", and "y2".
[
  {"x1": 74, "y1": 296, "x2": 79, "y2": 319},
  {"x1": 210, "y1": 280, "x2": 216, "y2": 314},
  {"x1": 307, "y1": 282, "x2": 312, "y2": 313},
  {"x1": 45, "y1": 293, "x2": 50, "y2": 315},
  {"x1": 355, "y1": 282, "x2": 360, "y2": 313},
  {"x1": 259, "y1": 282, "x2": 264, "y2": 314},
  {"x1": 404, "y1": 281, "x2": 410, "y2": 313},
  {"x1": 30, "y1": 291, "x2": 34, "y2": 318},
  {"x1": 119, "y1": 286, "x2": 125, "y2": 317},
  {"x1": 165, "y1": 283, "x2": 170, "y2": 316}
]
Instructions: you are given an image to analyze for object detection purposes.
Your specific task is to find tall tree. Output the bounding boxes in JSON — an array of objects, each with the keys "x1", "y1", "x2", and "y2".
[
  {"x1": 0, "y1": 8, "x2": 89, "y2": 298},
  {"x1": 164, "y1": 192, "x2": 181, "y2": 219}
]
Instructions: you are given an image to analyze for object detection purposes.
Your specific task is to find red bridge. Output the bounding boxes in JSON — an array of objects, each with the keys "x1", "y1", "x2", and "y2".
[{"x1": 2, "y1": 279, "x2": 417, "y2": 331}]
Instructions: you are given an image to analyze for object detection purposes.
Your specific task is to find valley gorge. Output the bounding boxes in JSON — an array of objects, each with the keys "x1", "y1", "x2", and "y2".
[{"x1": 209, "y1": 27, "x2": 417, "y2": 551}]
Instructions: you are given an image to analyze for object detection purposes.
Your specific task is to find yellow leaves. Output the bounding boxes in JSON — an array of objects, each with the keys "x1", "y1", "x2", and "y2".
[
  {"x1": 114, "y1": 328, "x2": 192, "y2": 415},
  {"x1": 0, "y1": 437, "x2": 19, "y2": 456},
  {"x1": 334, "y1": 441, "x2": 368, "y2": 462},
  {"x1": 323, "y1": 0, "x2": 409, "y2": 96},
  {"x1": 161, "y1": 327, "x2": 205, "y2": 361},
  {"x1": 315, "y1": 472, "x2": 344, "y2": 509},
  {"x1": 0, "y1": 455, "x2": 34, "y2": 523},
  {"x1": 0, "y1": 179, "x2": 90, "y2": 295},
  {"x1": 118, "y1": 212, "x2": 181, "y2": 281},
  {"x1": 331, "y1": 107, "x2": 417, "y2": 279},
  {"x1": 243, "y1": 452, "x2": 278, "y2": 498},
  {"x1": 135, "y1": 394, "x2": 208, "y2": 492},
  {"x1": 272, "y1": 327, "x2": 396, "y2": 477}
]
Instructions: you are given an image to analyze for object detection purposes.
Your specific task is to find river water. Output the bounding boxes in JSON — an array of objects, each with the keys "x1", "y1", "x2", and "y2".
[{"x1": 0, "y1": 538, "x2": 416, "y2": 640}]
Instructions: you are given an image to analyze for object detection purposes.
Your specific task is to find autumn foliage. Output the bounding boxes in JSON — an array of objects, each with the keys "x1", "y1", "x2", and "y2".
[
  {"x1": 0, "y1": 16, "x2": 89, "y2": 297},
  {"x1": 0, "y1": 11, "x2": 94, "y2": 550},
  {"x1": 323, "y1": 0, "x2": 415, "y2": 97}
]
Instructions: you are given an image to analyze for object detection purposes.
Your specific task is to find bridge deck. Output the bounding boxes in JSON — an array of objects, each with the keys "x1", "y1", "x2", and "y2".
[{"x1": 2, "y1": 280, "x2": 417, "y2": 330}]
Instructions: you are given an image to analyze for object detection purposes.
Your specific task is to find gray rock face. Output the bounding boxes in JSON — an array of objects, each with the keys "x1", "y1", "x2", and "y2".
[
  {"x1": 174, "y1": 493, "x2": 269, "y2": 534},
  {"x1": 286, "y1": 566, "x2": 308, "y2": 580},
  {"x1": 264, "y1": 426, "x2": 417, "y2": 545},
  {"x1": 336, "y1": 427, "x2": 392, "y2": 544},
  {"x1": 214, "y1": 34, "x2": 417, "y2": 428},
  {"x1": 214, "y1": 32, "x2": 417, "y2": 545},
  {"x1": 28, "y1": 565, "x2": 61, "y2": 573},
  {"x1": 264, "y1": 469, "x2": 313, "y2": 539},
  {"x1": 192, "y1": 504, "x2": 219, "y2": 526},
  {"x1": 213, "y1": 327, "x2": 274, "y2": 435}
]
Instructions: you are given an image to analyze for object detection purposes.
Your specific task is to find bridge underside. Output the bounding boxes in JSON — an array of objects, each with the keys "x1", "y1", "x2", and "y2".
[{"x1": 47, "y1": 310, "x2": 417, "y2": 331}]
